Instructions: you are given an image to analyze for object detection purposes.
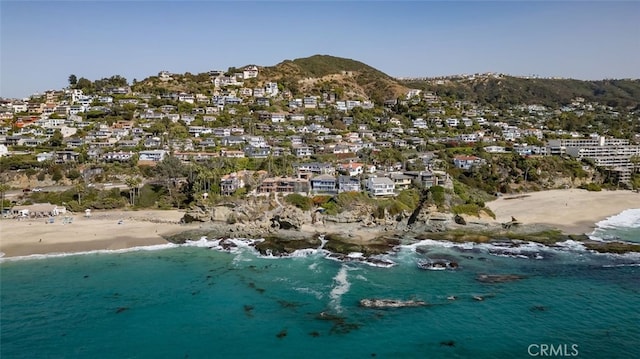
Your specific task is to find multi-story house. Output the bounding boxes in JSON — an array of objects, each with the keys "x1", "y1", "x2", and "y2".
[
  {"x1": 294, "y1": 162, "x2": 335, "y2": 176},
  {"x1": 310, "y1": 174, "x2": 337, "y2": 194},
  {"x1": 365, "y1": 177, "x2": 395, "y2": 196},
  {"x1": 453, "y1": 155, "x2": 484, "y2": 170},
  {"x1": 257, "y1": 177, "x2": 309, "y2": 194},
  {"x1": 338, "y1": 175, "x2": 361, "y2": 193},
  {"x1": 293, "y1": 145, "x2": 313, "y2": 158}
]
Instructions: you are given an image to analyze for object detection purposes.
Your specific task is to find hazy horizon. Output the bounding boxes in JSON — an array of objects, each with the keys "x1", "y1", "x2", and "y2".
[{"x1": 1, "y1": 1, "x2": 639, "y2": 99}]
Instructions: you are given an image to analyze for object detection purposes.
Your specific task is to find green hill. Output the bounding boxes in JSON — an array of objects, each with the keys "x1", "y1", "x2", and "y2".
[
  {"x1": 259, "y1": 54, "x2": 408, "y2": 104},
  {"x1": 400, "y1": 76, "x2": 640, "y2": 109}
]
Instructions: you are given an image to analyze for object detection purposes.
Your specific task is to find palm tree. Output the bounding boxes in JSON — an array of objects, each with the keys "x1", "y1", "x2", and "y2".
[
  {"x1": 0, "y1": 183, "x2": 10, "y2": 217},
  {"x1": 125, "y1": 176, "x2": 142, "y2": 206}
]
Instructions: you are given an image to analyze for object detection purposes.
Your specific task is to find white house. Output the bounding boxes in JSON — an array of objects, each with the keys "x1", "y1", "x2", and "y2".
[
  {"x1": 138, "y1": 150, "x2": 167, "y2": 162},
  {"x1": 365, "y1": 177, "x2": 395, "y2": 196}
]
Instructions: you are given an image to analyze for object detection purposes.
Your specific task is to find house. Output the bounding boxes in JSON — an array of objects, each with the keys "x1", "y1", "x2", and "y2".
[
  {"x1": 257, "y1": 177, "x2": 310, "y2": 194},
  {"x1": 220, "y1": 172, "x2": 246, "y2": 196},
  {"x1": 244, "y1": 145, "x2": 270, "y2": 158},
  {"x1": 138, "y1": 150, "x2": 167, "y2": 163},
  {"x1": 243, "y1": 66, "x2": 259, "y2": 79},
  {"x1": 389, "y1": 173, "x2": 413, "y2": 190},
  {"x1": 293, "y1": 145, "x2": 313, "y2": 158},
  {"x1": 103, "y1": 151, "x2": 134, "y2": 162},
  {"x1": 11, "y1": 203, "x2": 66, "y2": 218},
  {"x1": 365, "y1": 177, "x2": 395, "y2": 196},
  {"x1": 338, "y1": 162, "x2": 375, "y2": 176},
  {"x1": 338, "y1": 175, "x2": 361, "y2": 193},
  {"x1": 221, "y1": 149, "x2": 246, "y2": 158},
  {"x1": 453, "y1": 155, "x2": 484, "y2": 170},
  {"x1": 310, "y1": 174, "x2": 337, "y2": 194},
  {"x1": 294, "y1": 162, "x2": 335, "y2": 176}
]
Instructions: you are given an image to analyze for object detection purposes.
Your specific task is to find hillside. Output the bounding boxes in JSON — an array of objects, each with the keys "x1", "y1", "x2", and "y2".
[
  {"x1": 400, "y1": 76, "x2": 640, "y2": 109},
  {"x1": 131, "y1": 55, "x2": 408, "y2": 104},
  {"x1": 258, "y1": 55, "x2": 408, "y2": 103}
]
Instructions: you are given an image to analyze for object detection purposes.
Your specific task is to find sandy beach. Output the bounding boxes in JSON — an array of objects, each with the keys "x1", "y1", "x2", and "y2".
[
  {"x1": 486, "y1": 189, "x2": 640, "y2": 234},
  {"x1": 0, "y1": 210, "x2": 193, "y2": 258},
  {"x1": 2, "y1": 189, "x2": 639, "y2": 258}
]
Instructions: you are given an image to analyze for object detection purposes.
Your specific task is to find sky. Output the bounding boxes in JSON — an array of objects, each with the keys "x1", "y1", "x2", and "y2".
[{"x1": 1, "y1": 0, "x2": 639, "y2": 98}]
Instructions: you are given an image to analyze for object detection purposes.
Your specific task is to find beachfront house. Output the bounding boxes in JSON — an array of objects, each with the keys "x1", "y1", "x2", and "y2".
[
  {"x1": 365, "y1": 177, "x2": 395, "y2": 197},
  {"x1": 11, "y1": 203, "x2": 66, "y2": 218}
]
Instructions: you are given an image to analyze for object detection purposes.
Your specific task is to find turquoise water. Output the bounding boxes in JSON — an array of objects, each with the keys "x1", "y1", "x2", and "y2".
[{"x1": 2, "y1": 224, "x2": 639, "y2": 358}]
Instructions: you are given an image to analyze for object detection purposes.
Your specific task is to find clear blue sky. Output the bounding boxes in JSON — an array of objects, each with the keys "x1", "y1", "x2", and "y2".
[{"x1": 1, "y1": 0, "x2": 638, "y2": 98}]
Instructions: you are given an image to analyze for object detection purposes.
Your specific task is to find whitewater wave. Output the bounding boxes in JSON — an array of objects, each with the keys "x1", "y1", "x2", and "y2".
[
  {"x1": 594, "y1": 208, "x2": 640, "y2": 230},
  {"x1": 0, "y1": 243, "x2": 179, "y2": 262},
  {"x1": 329, "y1": 265, "x2": 351, "y2": 312}
]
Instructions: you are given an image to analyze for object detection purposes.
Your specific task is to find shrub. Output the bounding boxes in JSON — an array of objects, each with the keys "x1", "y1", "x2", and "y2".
[
  {"x1": 429, "y1": 186, "x2": 445, "y2": 206},
  {"x1": 284, "y1": 193, "x2": 313, "y2": 211},
  {"x1": 580, "y1": 183, "x2": 602, "y2": 191}
]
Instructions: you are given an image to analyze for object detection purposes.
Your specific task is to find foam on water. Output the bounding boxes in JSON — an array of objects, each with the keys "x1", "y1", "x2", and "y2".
[
  {"x1": 594, "y1": 208, "x2": 640, "y2": 229},
  {"x1": 329, "y1": 265, "x2": 351, "y2": 312},
  {"x1": 0, "y1": 243, "x2": 178, "y2": 262}
]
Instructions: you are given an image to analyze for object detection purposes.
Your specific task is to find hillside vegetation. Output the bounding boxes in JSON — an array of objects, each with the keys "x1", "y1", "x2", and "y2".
[{"x1": 401, "y1": 76, "x2": 640, "y2": 109}]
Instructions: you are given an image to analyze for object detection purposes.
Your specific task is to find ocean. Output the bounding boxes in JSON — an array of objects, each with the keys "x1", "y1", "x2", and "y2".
[{"x1": 1, "y1": 211, "x2": 639, "y2": 359}]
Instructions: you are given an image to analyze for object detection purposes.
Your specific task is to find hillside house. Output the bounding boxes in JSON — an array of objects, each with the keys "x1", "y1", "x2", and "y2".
[
  {"x1": 365, "y1": 177, "x2": 395, "y2": 197},
  {"x1": 310, "y1": 174, "x2": 337, "y2": 194}
]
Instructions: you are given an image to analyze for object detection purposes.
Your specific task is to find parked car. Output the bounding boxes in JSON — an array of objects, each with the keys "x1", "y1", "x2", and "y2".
[{"x1": 32, "y1": 187, "x2": 43, "y2": 192}]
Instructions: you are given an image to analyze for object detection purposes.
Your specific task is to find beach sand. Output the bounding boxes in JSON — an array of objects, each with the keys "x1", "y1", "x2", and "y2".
[
  {"x1": 3, "y1": 189, "x2": 638, "y2": 258},
  {"x1": 486, "y1": 189, "x2": 640, "y2": 234},
  {"x1": 0, "y1": 210, "x2": 193, "y2": 258}
]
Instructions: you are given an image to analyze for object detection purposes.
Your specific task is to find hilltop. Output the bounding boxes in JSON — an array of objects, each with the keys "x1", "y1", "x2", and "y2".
[
  {"x1": 131, "y1": 54, "x2": 408, "y2": 104},
  {"x1": 258, "y1": 55, "x2": 408, "y2": 103}
]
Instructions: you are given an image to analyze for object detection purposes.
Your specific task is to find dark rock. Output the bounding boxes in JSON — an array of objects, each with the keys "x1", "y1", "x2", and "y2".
[
  {"x1": 440, "y1": 340, "x2": 456, "y2": 347},
  {"x1": 454, "y1": 214, "x2": 467, "y2": 225},
  {"x1": 115, "y1": 307, "x2": 129, "y2": 314},
  {"x1": 359, "y1": 298, "x2": 428, "y2": 308},
  {"x1": 476, "y1": 274, "x2": 525, "y2": 283}
]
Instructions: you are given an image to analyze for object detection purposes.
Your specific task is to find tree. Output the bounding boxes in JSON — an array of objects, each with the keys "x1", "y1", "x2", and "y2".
[
  {"x1": 76, "y1": 77, "x2": 93, "y2": 91},
  {"x1": 68, "y1": 74, "x2": 78, "y2": 87},
  {"x1": 48, "y1": 129, "x2": 64, "y2": 147},
  {"x1": 630, "y1": 155, "x2": 640, "y2": 174},
  {"x1": 0, "y1": 183, "x2": 9, "y2": 216},
  {"x1": 125, "y1": 176, "x2": 143, "y2": 206},
  {"x1": 156, "y1": 155, "x2": 187, "y2": 205}
]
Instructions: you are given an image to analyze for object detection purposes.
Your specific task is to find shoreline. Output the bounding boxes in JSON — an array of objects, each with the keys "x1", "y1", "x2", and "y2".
[
  {"x1": 1, "y1": 189, "x2": 639, "y2": 259},
  {"x1": 485, "y1": 189, "x2": 640, "y2": 235}
]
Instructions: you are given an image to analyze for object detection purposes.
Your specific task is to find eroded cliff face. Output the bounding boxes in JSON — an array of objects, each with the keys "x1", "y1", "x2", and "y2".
[{"x1": 1, "y1": 172, "x2": 72, "y2": 189}]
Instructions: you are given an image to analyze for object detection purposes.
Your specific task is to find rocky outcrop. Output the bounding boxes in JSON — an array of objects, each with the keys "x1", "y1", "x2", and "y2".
[{"x1": 270, "y1": 205, "x2": 306, "y2": 230}]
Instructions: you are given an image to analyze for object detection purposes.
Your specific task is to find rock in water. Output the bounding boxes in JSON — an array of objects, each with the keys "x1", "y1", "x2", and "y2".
[{"x1": 359, "y1": 298, "x2": 427, "y2": 308}]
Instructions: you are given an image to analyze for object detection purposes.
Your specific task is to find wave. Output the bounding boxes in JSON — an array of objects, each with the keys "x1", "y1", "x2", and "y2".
[
  {"x1": 329, "y1": 265, "x2": 351, "y2": 312},
  {"x1": 594, "y1": 208, "x2": 640, "y2": 230},
  {"x1": 0, "y1": 243, "x2": 179, "y2": 262}
]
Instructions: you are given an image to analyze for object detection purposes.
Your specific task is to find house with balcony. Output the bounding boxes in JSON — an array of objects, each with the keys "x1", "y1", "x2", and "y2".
[
  {"x1": 138, "y1": 150, "x2": 167, "y2": 163},
  {"x1": 310, "y1": 174, "x2": 337, "y2": 194},
  {"x1": 389, "y1": 173, "x2": 413, "y2": 190},
  {"x1": 365, "y1": 177, "x2": 395, "y2": 196},
  {"x1": 338, "y1": 175, "x2": 361, "y2": 193},
  {"x1": 294, "y1": 162, "x2": 335, "y2": 176},
  {"x1": 257, "y1": 177, "x2": 310, "y2": 194},
  {"x1": 293, "y1": 145, "x2": 313, "y2": 158}
]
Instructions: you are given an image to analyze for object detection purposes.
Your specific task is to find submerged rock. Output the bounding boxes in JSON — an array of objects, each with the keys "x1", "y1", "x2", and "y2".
[
  {"x1": 476, "y1": 274, "x2": 525, "y2": 283},
  {"x1": 359, "y1": 298, "x2": 427, "y2": 308}
]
